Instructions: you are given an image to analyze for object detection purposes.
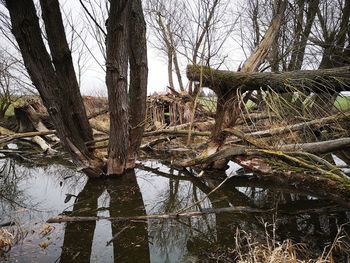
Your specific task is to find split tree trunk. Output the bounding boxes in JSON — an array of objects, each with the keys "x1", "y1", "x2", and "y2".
[
  {"x1": 198, "y1": 0, "x2": 287, "y2": 169},
  {"x1": 5, "y1": 0, "x2": 103, "y2": 176}
]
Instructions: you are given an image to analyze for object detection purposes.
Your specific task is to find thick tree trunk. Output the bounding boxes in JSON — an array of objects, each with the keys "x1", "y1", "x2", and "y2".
[
  {"x1": 127, "y1": 0, "x2": 148, "y2": 169},
  {"x1": 5, "y1": 0, "x2": 103, "y2": 176},
  {"x1": 187, "y1": 65, "x2": 350, "y2": 94},
  {"x1": 39, "y1": 0, "x2": 94, "y2": 144},
  {"x1": 106, "y1": 0, "x2": 131, "y2": 176}
]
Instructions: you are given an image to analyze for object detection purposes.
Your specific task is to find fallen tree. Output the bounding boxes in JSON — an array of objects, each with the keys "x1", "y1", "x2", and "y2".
[{"x1": 187, "y1": 65, "x2": 350, "y2": 94}]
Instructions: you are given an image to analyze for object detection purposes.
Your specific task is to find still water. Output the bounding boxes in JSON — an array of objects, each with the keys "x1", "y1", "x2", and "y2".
[{"x1": 1, "y1": 158, "x2": 349, "y2": 262}]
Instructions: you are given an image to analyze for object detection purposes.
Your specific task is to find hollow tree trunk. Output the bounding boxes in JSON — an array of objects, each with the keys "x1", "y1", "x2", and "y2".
[
  {"x1": 127, "y1": 0, "x2": 148, "y2": 169},
  {"x1": 106, "y1": 0, "x2": 131, "y2": 176},
  {"x1": 5, "y1": 0, "x2": 103, "y2": 176}
]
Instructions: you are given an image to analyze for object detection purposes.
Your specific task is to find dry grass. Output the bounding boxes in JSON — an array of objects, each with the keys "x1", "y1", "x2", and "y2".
[
  {"x1": 0, "y1": 224, "x2": 27, "y2": 258},
  {"x1": 203, "y1": 223, "x2": 350, "y2": 263},
  {"x1": 0, "y1": 229, "x2": 14, "y2": 255}
]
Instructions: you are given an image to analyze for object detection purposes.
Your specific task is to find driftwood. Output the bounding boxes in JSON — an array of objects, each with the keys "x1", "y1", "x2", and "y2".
[
  {"x1": 187, "y1": 65, "x2": 350, "y2": 94},
  {"x1": 46, "y1": 206, "x2": 267, "y2": 223}
]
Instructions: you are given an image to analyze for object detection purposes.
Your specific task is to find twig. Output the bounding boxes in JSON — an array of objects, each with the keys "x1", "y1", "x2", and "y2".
[
  {"x1": 106, "y1": 226, "x2": 131, "y2": 246},
  {"x1": 175, "y1": 176, "x2": 231, "y2": 214}
]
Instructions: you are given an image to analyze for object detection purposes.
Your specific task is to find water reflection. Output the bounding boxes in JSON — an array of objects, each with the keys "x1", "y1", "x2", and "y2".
[
  {"x1": 60, "y1": 170, "x2": 150, "y2": 262},
  {"x1": 0, "y1": 159, "x2": 27, "y2": 214},
  {"x1": 1, "y1": 159, "x2": 350, "y2": 262}
]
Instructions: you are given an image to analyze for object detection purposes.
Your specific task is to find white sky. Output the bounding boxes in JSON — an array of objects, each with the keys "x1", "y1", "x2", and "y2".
[
  {"x1": 0, "y1": 0, "x2": 246, "y2": 96},
  {"x1": 78, "y1": 46, "x2": 172, "y2": 96}
]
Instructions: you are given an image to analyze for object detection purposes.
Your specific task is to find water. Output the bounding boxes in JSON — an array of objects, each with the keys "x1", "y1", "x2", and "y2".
[{"x1": 1, "y1": 158, "x2": 350, "y2": 262}]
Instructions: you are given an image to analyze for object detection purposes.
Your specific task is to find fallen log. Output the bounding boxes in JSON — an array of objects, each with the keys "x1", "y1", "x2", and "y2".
[
  {"x1": 15, "y1": 104, "x2": 59, "y2": 142},
  {"x1": 179, "y1": 143, "x2": 349, "y2": 180},
  {"x1": 0, "y1": 130, "x2": 56, "y2": 145},
  {"x1": 46, "y1": 206, "x2": 267, "y2": 223},
  {"x1": 181, "y1": 138, "x2": 350, "y2": 168},
  {"x1": 226, "y1": 112, "x2": 350, "y2": 139},
  {"x1": 29, "y1": 135, "x2": 56, "y2": 153},
  {"x1": 280, "y1": 137, "x2": 350, "y2": 153},
  {"x1": 180, "y1": 146, "x2": 248, "y2": 167},
  {"x1": 187, "y1": 65, "x2": 350, "y2": 94},
  {"x1": 143, "y1": 129, "x2": 210, "y2": 137}
]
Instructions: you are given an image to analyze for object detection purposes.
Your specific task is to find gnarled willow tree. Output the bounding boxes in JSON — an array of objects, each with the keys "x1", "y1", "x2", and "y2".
[{"x1": 5, "y1": 0, "x2": 148, "y2": 177}]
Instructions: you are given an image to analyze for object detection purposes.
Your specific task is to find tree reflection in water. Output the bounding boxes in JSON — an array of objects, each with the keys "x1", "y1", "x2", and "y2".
[
  {"x1": 140, "y1": 163, "x2": 350, "y2": 261},
  {"x1": 0, "y1": 159, "x2": 28, "y2": 216},
  {"x1": 1, "y1": 158, "x2": 350, "y2": 262},
  {"x1": 60, "y1": 169, "x2": 150, "y2": 263}
]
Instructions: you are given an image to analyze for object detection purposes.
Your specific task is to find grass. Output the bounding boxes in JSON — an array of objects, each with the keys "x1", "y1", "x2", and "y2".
[{"x1": 202, "y1": 223, "x2": 350, "y2": 262}]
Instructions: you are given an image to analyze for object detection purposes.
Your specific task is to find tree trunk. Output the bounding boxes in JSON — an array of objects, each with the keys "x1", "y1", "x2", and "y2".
[
  {"x1": 106, "y1": 0, "x2": 131, "y2": 175},
  {"x1": 173, "y1": 52, "x2": 184, "y2": 91},
  {"x1": 5, "y1": 0, "x2": 103, "y2": 177},
  {"x1": 127, "y1": 0, "x2": 148, "y2": 169},
  {"x1": 39, "y1": 0, "x2": 94, "y2": 144},
  {"x1": 195, "y1": 0, "x2": 287, "y2": 170},
  {"x1": 167, "y1": 50, "x2": 174, "y2": 90},
  {"x1": 157, "y1": 13, "x2": 175, "y2": 91},
  {"x1": 293, "y1": 0, "x2": 319, "y2": 70},
  {"x1": 187, "y1": 65, "x2": 350, "y2": 94}
]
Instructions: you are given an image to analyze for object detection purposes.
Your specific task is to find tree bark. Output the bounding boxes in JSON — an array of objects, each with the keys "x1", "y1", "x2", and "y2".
[
  {"x1": 127, "y1": 0, "x2": 148, "y2": 169},
  {"x1": 39, "y1": 0, "x2": 93, "y2": 143},
  {"x1": 187, "y1": 65, "x2": 350, "y2": 94},
  {"x1": 5, "y1": 0, "x2": 103, "y2": 176},
  {"x1": 106, "y1": 0, "x2": 131, "y2": 175},
  {"x1": 196, "y1": 0, "x2": 287, "y2": 170},
  {"x1": 280, "y1": 137, "x2": 350, "y2": 153}
]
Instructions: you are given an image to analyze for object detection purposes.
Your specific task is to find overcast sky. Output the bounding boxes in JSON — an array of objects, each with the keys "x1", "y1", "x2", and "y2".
[{"x1": 0, "y1": 0, "x2": 246, "y2": 96}]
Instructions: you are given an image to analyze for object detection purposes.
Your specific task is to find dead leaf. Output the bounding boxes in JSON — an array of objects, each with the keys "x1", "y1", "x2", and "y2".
[{"x1": 39, "y1": 241, "x2": 49, "y2": 249}]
